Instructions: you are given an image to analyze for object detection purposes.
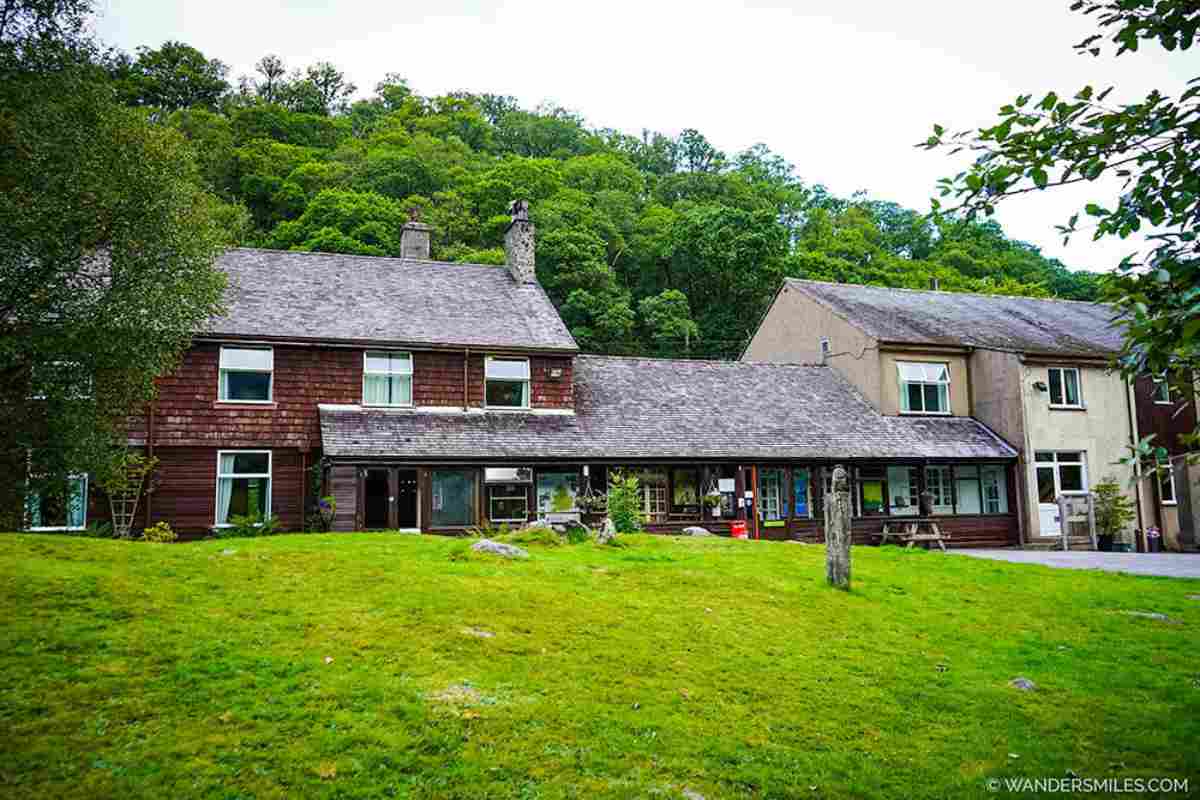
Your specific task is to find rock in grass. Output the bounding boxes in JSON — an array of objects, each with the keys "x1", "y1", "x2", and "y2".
[
  {"x1": 1009, "y1": 677, "x2": 1036, "y2": 691},
  {"x1": 1120, "y1": 610, "x2": 1180, "y2": 624},
  {"x1": 682, "y1": 789, "x2": 706, "y2": 800},
  {"x1": 680, "y1": 526, "x2": 713, "y2": 537},
  {"x1": 462, "y1": 627, "x2": 495, "y2": 638},
  {"x1": 471, "y1": 539, "x2": 529, "y2": 559},
  {"x1": 595, "y1": 517, "x2": 617, "y2": 545}
]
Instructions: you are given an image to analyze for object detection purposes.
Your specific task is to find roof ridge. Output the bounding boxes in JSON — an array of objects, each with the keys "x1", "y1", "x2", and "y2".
[
  {"x1": 785, "y1": 276, "x2": 1111, "y2": 307},
  {"x1": 227, "y1": 246, "x2": 508, "y2": 273},
  {"x1": 577, "y1": 353, "x2": 827, "y2": 368}
]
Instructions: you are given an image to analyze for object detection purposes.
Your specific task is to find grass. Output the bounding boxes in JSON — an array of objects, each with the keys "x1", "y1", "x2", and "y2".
[{"x1": 1, "y1": 533, "x2": 1198, "y2": 799}]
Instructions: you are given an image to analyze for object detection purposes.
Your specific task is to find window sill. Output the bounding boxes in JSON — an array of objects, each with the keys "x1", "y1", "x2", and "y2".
[
  {"x1": 898, "y1": 411, "x2": 952, "y2": 417},
  {"x1": 1048, "y1": 405, "x2": 1086, "y2": 411},
  {"x1": 362, "y1": 403, "x2": 414, "y2": 409},
  {"x1": 1153, "y1": 401, "x2": 1173, "y2": 406},
  {"x1": 483, "y1": 406, "x2": 533, "y2": 412},
  {"x1": 1162, "y1": 501, "x2": 1178, "y2": 507},
  {"x1": 28, "y1": 526, "x2": 85, "y2": 532},
  {"x1": 215, "y1": 401, "x2": 277, "y2": 408}
]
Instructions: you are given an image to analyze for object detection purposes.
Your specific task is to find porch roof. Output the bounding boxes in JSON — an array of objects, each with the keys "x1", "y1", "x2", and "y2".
[{"x1": 318, "y1": 355, "x2": 1017, "y2": 462}]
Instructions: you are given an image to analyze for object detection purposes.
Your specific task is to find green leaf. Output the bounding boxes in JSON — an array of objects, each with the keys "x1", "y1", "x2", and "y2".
[{"x1": 1031, "y1": 168, "x2": 1049, "y2": 188}]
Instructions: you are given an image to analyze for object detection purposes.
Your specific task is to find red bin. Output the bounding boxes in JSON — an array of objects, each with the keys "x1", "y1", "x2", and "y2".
[{"x1": 730, "y1": 521, "x2": 748, "y2": 539}]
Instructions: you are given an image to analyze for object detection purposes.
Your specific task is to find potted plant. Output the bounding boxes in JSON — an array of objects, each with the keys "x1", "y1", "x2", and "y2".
[
  {"x1": 1093, "y1": 476, "x2": 1135, "y2": 553},
  {"x1": 702, "y1": 492, "x2": 721, "y2": 518}
]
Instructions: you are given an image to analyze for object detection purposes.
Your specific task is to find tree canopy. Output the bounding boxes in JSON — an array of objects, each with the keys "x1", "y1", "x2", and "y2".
[
  {"x1": 921, "y1": 0, "x2": 1199, "y2": 461},
  {"x1": 67, "y1": 32, "x2": 1102, "y2": 360}
]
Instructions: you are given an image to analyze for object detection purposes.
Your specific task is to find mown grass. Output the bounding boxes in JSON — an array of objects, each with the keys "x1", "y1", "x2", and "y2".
[{"x1": 0, "y1": 533, "x2": 1197, "y2": 799}]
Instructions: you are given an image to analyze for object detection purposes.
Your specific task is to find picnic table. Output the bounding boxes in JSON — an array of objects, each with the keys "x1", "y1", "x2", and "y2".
[{"x1": 876, "y1": 518, "x2": 950, "y2": 551}]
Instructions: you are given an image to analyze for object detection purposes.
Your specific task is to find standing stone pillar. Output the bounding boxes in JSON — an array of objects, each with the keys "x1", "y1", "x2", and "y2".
[{"x1": 825, "y1": 464, "x2": 851, "y2": 590}]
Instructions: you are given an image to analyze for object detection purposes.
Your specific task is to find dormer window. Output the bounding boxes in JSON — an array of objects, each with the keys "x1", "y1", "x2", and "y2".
[
  {"x1": 897, "y1": 362, "x2": 950, "y2": 414},
  {"x1": 363, "y1": 351, "x2": 413, "y2": 406},
  {"x1": 219, "y1": 346, "x2": 273, "y2": 403},
  {"x1": 1048, "y1": 367, "x2": 1082, "y2": 408},
  {"x1": 485, "y1": 357, "x2": 530, "y2": 409}
]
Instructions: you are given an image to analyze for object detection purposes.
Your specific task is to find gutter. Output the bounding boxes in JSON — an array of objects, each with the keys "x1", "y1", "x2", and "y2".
[{"x1": 193, "y1": 333, "x2": 578, "y2": 357}]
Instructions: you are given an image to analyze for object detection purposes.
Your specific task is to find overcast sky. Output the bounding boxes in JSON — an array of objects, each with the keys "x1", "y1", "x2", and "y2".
[{"x1": 94, "y1": 0, "x2": 1196, "y2": 274}]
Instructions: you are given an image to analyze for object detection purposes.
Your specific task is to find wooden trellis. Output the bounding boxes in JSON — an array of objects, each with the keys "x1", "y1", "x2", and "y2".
[{"x1": 100, "y1": 452, "x2": 157, "y2": 539}]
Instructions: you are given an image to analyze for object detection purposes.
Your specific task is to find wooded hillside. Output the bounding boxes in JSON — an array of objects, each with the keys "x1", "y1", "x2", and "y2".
[{"x1": 112, "y1": 43, "x2": 1103, "y2": 358}]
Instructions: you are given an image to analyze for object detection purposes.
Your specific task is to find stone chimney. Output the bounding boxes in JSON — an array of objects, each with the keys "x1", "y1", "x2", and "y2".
[
  {"x1": 504, "y1": 199, "x2": 536, "y2": 284},
  {"x1": 400, "y1": 211, "x2": 431, "y2": 260}
]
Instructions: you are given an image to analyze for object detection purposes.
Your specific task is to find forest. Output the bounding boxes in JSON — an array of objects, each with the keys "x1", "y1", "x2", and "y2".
[{"x1": 109, "y1": 41, "x2": 1103, "y2": 358}]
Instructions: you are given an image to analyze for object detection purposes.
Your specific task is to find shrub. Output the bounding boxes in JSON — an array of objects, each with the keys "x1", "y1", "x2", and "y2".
[
  {"x1": 498, "y1": 526, "x2": 563, "y2": 547},
  {"x1": 606, "y1": 471, "x2": 643, "y2": 534},
  {"x1": 563, "y1": 523, "x2": 591, "y2": 544},
  {"x1": 79, "y1": 521, "x2": 114, "y2": 539},
  {"x1": 218, "y1": 513, "x2": 283, "y2": 538},
  {"x1": 1093, "y1": 476, "x2": 1136, "y2": 543},
  {"x1": 140, "y1": 521, "x2": 177, "y2": 543},
  {"x1": 305, "y1": 495, "x2": 337, "y2": 532}
]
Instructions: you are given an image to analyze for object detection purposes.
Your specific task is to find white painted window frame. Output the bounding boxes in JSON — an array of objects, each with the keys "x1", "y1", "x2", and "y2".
[
  {"x1": 1047, "y1": 366, "x2": 1083, "y2": 409},
  {"x1": 26, "y1": 473, "x2": 88, "y2": 531},
  {"x1": 218, "y1": 346, "x2": 274, "y2": 404},
  {"x1": 1152, "y1": 378, "x2": 1171, "y2": 405},
  {"x1": 897, "y1": 361, "x2": 952, "y2": 415},
  {"x1": 484, "y1": 356, "x2": 531, "y2": 410},
  {"x1": 214, "y1": 449, "x2": 272, "y2": 527},
  {"x1": 1161, "y1": 463, "x2": 1177, "y2": 506},
  {"x1": 362, "y1": 350, "x2": 414, "y2": 407}
]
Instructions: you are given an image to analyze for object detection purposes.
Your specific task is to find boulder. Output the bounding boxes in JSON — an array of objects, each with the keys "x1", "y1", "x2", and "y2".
[
  {"x1": 471, "y1": 539, "x2": 529, "y2": 559},
  {"x1": 680, "y1": 526, "x2": 713, "y2": 537}
]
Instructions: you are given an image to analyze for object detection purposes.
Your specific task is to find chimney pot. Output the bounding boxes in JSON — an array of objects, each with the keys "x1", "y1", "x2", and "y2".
[
  {"x1": 504, "y1": 199, "x2": 536, "y2": 284},
  {"x1": 400, "y1": 217, "x2": 432, "y2": 260}
]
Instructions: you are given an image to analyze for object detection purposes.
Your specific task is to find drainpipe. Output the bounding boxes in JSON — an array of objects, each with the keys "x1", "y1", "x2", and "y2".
[
  {"x1": 463, "y1": 348, "x2": 470, "y2": 410},
  {"x1": 145, "y1": 398, "x2": 155, "y2": 528},
  {"x1": 1123, "y1": 375, "x2": 1146, "y2": 550}
]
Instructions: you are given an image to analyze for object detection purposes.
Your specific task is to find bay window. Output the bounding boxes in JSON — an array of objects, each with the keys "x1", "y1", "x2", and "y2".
[
  {"x1": 980, "y1": 465, "x2": 1009, "y2": 514},
  {"x1": 363, "y1": 351, "x2": 413, "y2": 406},
  {"x1": 886, "y1": 466, "x2": 920, "y2": 516},
  {"x1": 219, "y1": 346, "x2": 273, "y2": 402},
  {"x1": 924, "y1": 465, "x2": 955, "y2": 514},
  {"x1": 898, "y1": 362, "x2": 950, "y2": 414},
  {"x1": 216, "y1": 451, "x2": 271, "y2": 526},
  {"x1": 485, "y1": 357, "x2": 530, "y2": 408}
]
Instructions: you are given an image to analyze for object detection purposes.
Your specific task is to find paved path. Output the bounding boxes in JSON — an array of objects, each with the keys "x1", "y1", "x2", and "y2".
[{"x1": 954, "y1": 550, "x2": 1200, "y2": 579}]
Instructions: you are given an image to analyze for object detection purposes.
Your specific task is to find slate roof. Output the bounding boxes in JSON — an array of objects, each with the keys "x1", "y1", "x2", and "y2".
[
  {"x1": 784, "y1": 279, "x2": 1124, "y2": 357},
  {"x1": 202, "y1": 248, "x2": 578, "y2": 352},
  {"x1": 319, "y1": 355, "x2": 1017, "y2": 461}
]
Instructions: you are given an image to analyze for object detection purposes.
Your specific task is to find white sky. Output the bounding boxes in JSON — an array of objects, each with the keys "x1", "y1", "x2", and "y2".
[{"x1": 94, "y1": 0, "x2": 1198, "y2": 274}]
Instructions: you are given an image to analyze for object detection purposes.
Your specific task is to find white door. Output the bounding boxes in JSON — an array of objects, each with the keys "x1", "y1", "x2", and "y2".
[{"x1": 1034, "y1": 451, "x2": 1087, "y2": 537}]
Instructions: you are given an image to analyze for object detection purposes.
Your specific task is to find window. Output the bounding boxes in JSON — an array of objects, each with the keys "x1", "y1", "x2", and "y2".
[
  {"x1": 489, "y1": 485, "x2": 529, "y2": 523},
  {"x1": 431, "y1": 469, "x2": 476, "y2": 527},
  {"x1": 363, "y1": 351, "x2": 412, "y2": 406},
  {"x1": 219, "y1": 346, "x2": 273, "y2": 402},
  {"x1": 759, "y1": 468, "x2": 787, "y2": 523},
  {"x1": 856, "y1": 466, "x2": 886, "y2": 516},
  {"x1": 537, "y1": 471, "x2": 579, "y2": 514},
  {"x1": 1034, "y1": 450, "x2": 1088, "y2": 503},
  {"x1": 1161, "y1": 464, "x2": 1177, "y2": 505},
  {"x1": 924, "y1": 465, "x2": 955, "y2": 514},
  {"x1": 630, "y1": 469, "x2": 668, "y2": 521},
  {"x1": 980, "y1": 465, "x2": 1009, "y2": 514},
  {"x1": 953, "y1": 466, "x2": 982, "y2": 515},
  {"x1": 898, "y1": 362, "x2": 950, "y2": 414},
  {"x1": 1047, "y1": 367, "x2": 1082, "y2": 408},
  {"x1": 672, "y1": 468, "x2": 700, "y2": 514},
  {"x1": 26, "y1": 475, "x2": 88, "y2": 530},
  {"x1": 485, "y1": 357, "x2": 530, "y2": 408},
  {"x1": 1152, "y1": 379, "x2": 1171, "y2": 404},
  {"x1": 216, "y1": 451, "x2": 271, "y2": 526},
  {"x1": 793, "y1": 468, "x2": 811, "y2": 518},
  {"x1": 886, "y1": 466, "x2": 920, "y2": 516}
]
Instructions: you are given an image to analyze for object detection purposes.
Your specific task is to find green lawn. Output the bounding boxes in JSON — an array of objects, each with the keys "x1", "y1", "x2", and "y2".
[{"x1": 1, "y1": 533, "x2": 1197, "y2": 799}]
